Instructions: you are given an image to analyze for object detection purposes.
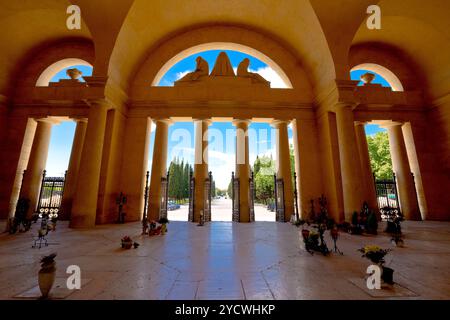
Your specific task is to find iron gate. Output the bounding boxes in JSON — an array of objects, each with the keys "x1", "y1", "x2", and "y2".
[
  {"x1": 36, "y1": 170, "x2": 66, "y2": 219},
  {"x1": 249, "y1": 171, "x2": 255, "y2": 222},
  {"x1": 374, "y1": 173, "x2": 400, "y2": 219},
  {"x1": 274, "y1": 174, "x2": 285, "y2": 222},
  {"x1": 188, "y1": 170, "x2": 195, "y2": 222},
  {"x1": 159, "y1": 171, "x2": 170, "y2": 220},
  {"x1": 232, "y1": 172, "x2": 240, "y2": 222}
]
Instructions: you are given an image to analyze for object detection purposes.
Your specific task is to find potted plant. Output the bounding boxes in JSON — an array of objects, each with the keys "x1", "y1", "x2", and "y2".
[
  {"x1": 358, "y1": 245, "x2": 394, "y2": 284},
  {"x1": 158, "y1": 217, "x2": 169, "y2": 235},
  {"x1": 365, "y1": 210, "x2": 378, "y2": 235},
  {"x1": 38, "y1": 253, "x2": 57, "y2": 299},
  {"x1": 121, "y1": 236, "x2": 133, "y2": 249}
]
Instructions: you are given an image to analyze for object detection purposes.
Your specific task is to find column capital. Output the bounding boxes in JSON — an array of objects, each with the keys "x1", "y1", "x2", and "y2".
[
  {"x1": 270, "y1": 119, "x2": 290, "y2": 128},
  {"x1": 35, "y1": 117, "x2": 60, "y2": 125},
  {"x1": 354, "y1": 121, "x2": 368, "y2": 126},
  {"x1": 193, "y1": 118, "x2": 212, "y2": 126},
  {"x1": 153, "y1": 118, "x2": 173, "y2": 126},
  {"x1": 232, "y1": 119, "x2": 251, "y2": 127},
  {"x1": 335, "y1": 101, "x2": 358, "y2": 111},
  {"x1": 72, "y1": 117, "x2": 88, "y2": 123},
  {"x1": 377, "y1": 120, "x2": 404, "y2": 129},
  {"x1": 86, "y1": 99, "x2": 111, "y2": 110}
]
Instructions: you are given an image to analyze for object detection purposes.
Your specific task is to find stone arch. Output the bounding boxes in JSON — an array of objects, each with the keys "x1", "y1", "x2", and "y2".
[
  {"x1": 152, "y1": 43, "x2": 292, "y2": 88},
  {"x1": 14, "y1": 38, "x2": 95, "y2": 97},
  {"x1": 350, "y1": 63, "x2": 403, "y2": 92},
  {"x1": 131, "y1": 25, "x2": 313, "y2": 99},
  {"x1": 36, "y1": 58, "x2": 92, "y2": 87}
]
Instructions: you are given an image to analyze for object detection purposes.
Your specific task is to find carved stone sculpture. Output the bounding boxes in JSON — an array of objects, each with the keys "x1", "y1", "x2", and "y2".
[
  {"x1": 237, "y1": 58, "x2": 270, "y2": 85},
  {"x1": 210, "y1": 52, "x2": 235, "y2": 76},
  {"x1": 177, "y1": 56, "x2": 209, "y2": 82}
]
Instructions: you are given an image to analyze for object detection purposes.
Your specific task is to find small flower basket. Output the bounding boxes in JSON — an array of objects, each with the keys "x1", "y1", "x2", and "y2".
[
  {"x1": 121, "y1": 236, "x2": 133, "y2": 249},
  {"x1": 358, "y1": 245, "x2": 394, "y2": 284}
]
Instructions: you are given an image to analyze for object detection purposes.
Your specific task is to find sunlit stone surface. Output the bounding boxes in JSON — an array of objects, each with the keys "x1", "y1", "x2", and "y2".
[{"x1": 0, "y1": 220, "x2": 449, "y2": 300}]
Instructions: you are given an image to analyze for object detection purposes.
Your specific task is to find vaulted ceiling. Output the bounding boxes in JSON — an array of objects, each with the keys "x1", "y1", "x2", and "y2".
[{"x1": 0, "y1": 0, "x2": 448, "y2": 100}]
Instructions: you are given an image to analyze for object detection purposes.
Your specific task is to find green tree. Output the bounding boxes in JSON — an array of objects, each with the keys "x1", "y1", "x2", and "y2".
[{"x1": 367, "y1": 132, "x2": 393, "y2": 179}]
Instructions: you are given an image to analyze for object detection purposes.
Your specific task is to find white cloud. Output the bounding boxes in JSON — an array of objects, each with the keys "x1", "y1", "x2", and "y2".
[
  {"x1": 175, "y1": 70, "x2": 190, "y2": 80},
  {"x1": 249, "y1": 66, "x2": 289, "y2": 88}
]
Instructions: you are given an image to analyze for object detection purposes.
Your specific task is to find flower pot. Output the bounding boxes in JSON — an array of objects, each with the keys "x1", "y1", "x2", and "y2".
[
  {"x1": 301, "y1": 229, "x2": 310, "y2": 240},
  {"x1": 382, "y1": 266, "x2": 394, "y2": 284},
  {"x1": 38, "y1": 262, "x2": 56, "y2": 298},
  {"x1": 122, "y1": 241, "x2": 133, "y2": 249}
]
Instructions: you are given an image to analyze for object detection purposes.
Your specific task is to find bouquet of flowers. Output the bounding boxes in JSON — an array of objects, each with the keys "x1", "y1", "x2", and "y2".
[{"x1": 358, "y1": 245, "x2": 391, "y2": 265}]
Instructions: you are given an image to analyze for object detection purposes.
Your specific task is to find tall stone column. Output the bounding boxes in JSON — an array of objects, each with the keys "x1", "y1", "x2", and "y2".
[
  {"x1": 272, "y1": 120, "x2": 294, "y2": 222},
  {"x1": 354, "y1": 121, "x2": 378, "y2": 211},
  {"x1": 148, "y1": 119, "x2": 171, "y2": 221},
  {"x1": 291, "y1": 118, "x2": 322, "y2": 219},
  {"x1": 335, "y1": 104, "x2": 364, "y2": 221},
  {"x1": 20, "y1": 118, "x2": 54, "y2": 219},
  {"x1": 193, "y1": 119, "x2": 211, "y2": 222},
  {"x1": 383, "y1": 122, "x2": 421, "y2": 220},
  {"x1": 70, "y1": 100, "x2": 108, "y2": 228},
  {"x1": 60, "y1": 119, "x2": 88, "y2": 220},
  {"x1": 233, "y1": 119, "x2": 251, "y2": 222},
  {"x1": 120, "y1": 117, "x2": 151, "y2": 222}
]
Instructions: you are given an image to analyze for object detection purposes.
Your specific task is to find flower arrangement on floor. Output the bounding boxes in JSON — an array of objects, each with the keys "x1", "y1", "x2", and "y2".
[
  {"x1": 358, "y1": 245, "x2": 394, "y2": 284},
  {"x1": 297, "y1": 195, "x2": 332, "y2": 256},
  {"x1": 121, "y1": 236, "x2": 139, "y2": 249}
]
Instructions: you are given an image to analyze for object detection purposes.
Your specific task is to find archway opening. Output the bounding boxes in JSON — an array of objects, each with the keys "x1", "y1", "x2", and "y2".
[
  {"x1": 154, "y1": 47, "x2": 291, "y2": 88},
  {"x1": 36, "y1": 59, "x2": 93, "y2": 87},
  {"x1": 350, "y1": 64, "x2": 404, "y2": 91}
]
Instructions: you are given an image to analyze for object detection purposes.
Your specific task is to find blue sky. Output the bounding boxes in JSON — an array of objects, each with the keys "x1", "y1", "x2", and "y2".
[{"x1": 45, "y1": 53, "x2": 387, "y2": 188}]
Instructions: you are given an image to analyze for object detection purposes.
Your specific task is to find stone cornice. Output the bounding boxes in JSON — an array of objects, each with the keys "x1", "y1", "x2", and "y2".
[{"x1": 430, "y1": 91, "x2": 450, "y2": 109}]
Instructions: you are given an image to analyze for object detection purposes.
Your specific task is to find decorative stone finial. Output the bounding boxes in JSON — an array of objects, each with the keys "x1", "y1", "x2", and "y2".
[
  {"x1": 66, "y1": 68, "x2": 82, "y2": 80},
  {"x1": 360, "y1": 72, "x2": 375, "y2": 84}
]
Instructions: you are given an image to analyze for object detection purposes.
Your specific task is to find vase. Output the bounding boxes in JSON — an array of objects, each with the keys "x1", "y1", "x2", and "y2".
[
  {"x1": 360, "y1": 72, "x2": 375, "y2": 84},
  {"x1": 382, "y1": 266, "x2": 394, "y2": 284},
  {"x1": 38, "y1": 262, "x2": 56, "y2": 298},
  {"x1": 66, "y1": 68, "x2": 82, "y2": 80}
]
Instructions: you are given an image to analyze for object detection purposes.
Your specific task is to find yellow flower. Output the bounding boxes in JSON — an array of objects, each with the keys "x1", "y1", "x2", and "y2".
[{"x1": 364, "y1": 245, "x2": 381, "y2": 253}]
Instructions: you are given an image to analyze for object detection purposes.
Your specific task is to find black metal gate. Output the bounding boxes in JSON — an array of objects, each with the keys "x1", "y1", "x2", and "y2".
[
  {"x1": 374, "y1": 173, "x2": 400, "y2": 219},
  {"x1": 36, "y1": 170, "x2": 66, "y2": 219},
  {"x1": 274, "y1": 174, "x2": 285, "y2": 222},
  {"x1": 249, "y1": 171, "x2": 255, "y2": 222},
  {"x1": 232, "y1": 172, "x2": 240, "y2": 222},
  {"x1": 188, "y1": 169, "x2": 195, "y2": 222},
  {"x1": 159, "y1": 171, "x2": 170, "y2": 220},
  {"x1": 203, "y1": 172, "x2": 212, "y2": 222}
]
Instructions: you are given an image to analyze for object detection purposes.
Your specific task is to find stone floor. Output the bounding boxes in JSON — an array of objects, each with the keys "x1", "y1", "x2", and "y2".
[{"x1": 0, "y1": 219, "x2": 449, "y2": 300}]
